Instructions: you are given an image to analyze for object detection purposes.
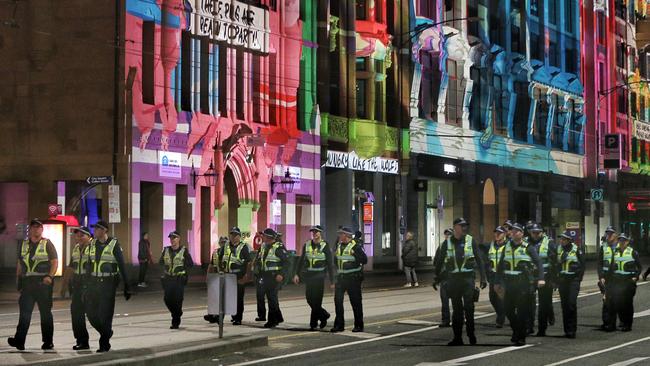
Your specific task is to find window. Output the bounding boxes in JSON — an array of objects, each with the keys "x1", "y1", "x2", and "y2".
[
  {"x1": 566, "y1": 46, "x2": 577, "y2": 74},
  {"x1": 493, "y1": 75, "x2": 508, "y2": 133},
  {"x1": 468, "y1": 0, "x2": 479, "y2": 37},
  {"x1": 469, "y1": 66, "x2": 484, "y2": 131},
  {"x1": 236, "y1": 50, "x2": 244, "y2": 120},
  {"x1": 490, "y1": 0, "x2": 504, "y2": 46},
  {"x1": 375, "y1": 60, "x2": 385, "y2": 122},
  {"x1": 631, "y1": 92, "x2": 638, "y2": 119},
  {"x1": 513, "y1": 82, "x2": 530, "y2": 141},
  {"x1": 551, "y1": 95, "x2": 563, "y2": 149},
  {"x1": 565, "y1": 0, "x2": 574, "y2": 33},
  {"x1": 329, "y1": 51, "x2": 340, "y2": 115},
  {"x1": 549, "y1": 0, "x2": 558, "y2": 24},
  {"x1": 356, "y1": 0, "x2": 367, "y2": 20},
  {"x1": 200, "y1": 38, "x2": 210, "y2": 114},
  {"x1": 445, "y1": 0, "x2": 461, "y2": 28},
  {"x1": 632, "y1": 137, "x2": 638, "y2": 162},
  {"x1": 418, "y1": 0, "x2": 436, "y2": 19},
  {"x1": 418, "y1": 52, "x2": 441, "y2": 120},
  {"x1": 375, "y1": 0, "x2": 383, "y2": 22},
  {"x1": 252, "y1": 54, "x2": 262, "y2": 122},
  {"x1": 446, "y1": 60, "x2": 464, "y2": 126},
  {"x1": 618, "y1": 89, "x2": 626, "y2": 114},
  {"x1": 641, "y1": 97, "x2": 647, "y2": 122},
  {"x1": 356, "y1": 57, "x2": 367, "y2": 71},
  {"x1": 549, "y1": 42, "x2": 559, "y2": 67},
  {"x1": 530, "y1": 33, "x2": 541, "y2": 60},
  {"x1": 356, "y1": 79, "x2": 367, "y2": 119},
  {"x1": 533, "y1": 90, "x2": 548, "y2": 145},
  {"x1": 269, "y1": 53, "x2": 277, "y2": 124},
  {"x1": 511, "y1": 23, "x2": 522, "y2": 54},
  {"x1": 599, "y1": 63, "x2": 606, "y2": 92},
  {"x1": 531, "y1": 0, "x2": 539, "y2": 16},
  {"x1": 181, "y1": 31, "x2": 192, "y2": 111},
  {"x1": 218, "y1": 45, "x2": 228, "y2": 117},
  {"x1": 615, "y1": 0, "x2": 625, "y2": 19},
  {"x1": 142, "y1": 21, "x2": 155, "y2": 105},
  {"x1": 568, "y1": 108, "x2": 582, "y2": 153},
  {"x1": 597, "y1": 13, "x2": 606, "y2": 45},
  {"x1": 616, "y1": 42, "x2": 625, "y2": 68}
]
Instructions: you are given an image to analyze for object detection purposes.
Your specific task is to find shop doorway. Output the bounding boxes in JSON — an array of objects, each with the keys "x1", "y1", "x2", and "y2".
[
  {"x1": 217, "y1": 168, "x2": 239, "y2": 238},
  {"x1": 482, "y1": 179, "x2": 497, "y2": 244},
  {"x1": 426, "y1": 206, "x2": 441, "y2": 258},
  {"x1": 200, "y1": 186, "x2": 211, "y2": 265},
  {"x1": 140, "y1": 182, "x2": 163, "y2": 261}
]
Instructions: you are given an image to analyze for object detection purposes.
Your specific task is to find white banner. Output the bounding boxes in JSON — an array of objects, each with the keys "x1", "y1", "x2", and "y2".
[
  {"x1": 193, "y1": 0, "x2": 270, "y2": 53},
  {"x1": 635, "y1": 121, "x2": 650, "y2": 141},
  {"x1": 324, "y1": 150, "x2": 399, "y2": 174},
  {"x1": 159, "y1": 151, "x2": 182, "y2": 179},
  {"x1": 108, "y1": 185, "x2": 121, "y2": 224}
]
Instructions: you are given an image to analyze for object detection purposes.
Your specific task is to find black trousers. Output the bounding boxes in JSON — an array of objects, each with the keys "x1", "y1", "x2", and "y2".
[
  {"x1": 138, "y1": 261, "x2": 148, "y2": 283},
  {"x1": 447, "y1": 274, "x2": 475, "y2": 340},
  {"x1": 70, "y1": 278, "x2": 89, "y2": 345},
  {"x1": 557, "y1": 277, "x2": 580, "y2": 335},
  {"x1": 305, "y1": 277, "x2": 329, "y2": 328},
  {"x1": 162, "y1": 276, "x2": 186, "y2": 326},
  {"x1": 504, "y1": 277, "x2": 533, "y2": 343},
  {"x1": 256, "y1": 276, "x2": 266, "y2": 319},
  {"x1": 606, "y1": 277, "x2": 637, "y2": 329},
  {"x1": 334, "y1": 275, "x2": 364, "y2": 329},
  {"x1": 14, "y1": 278, "x2": 54, "y2": 345},
  {"x1": 489, "y1": 282, "x2": 505, "y2": 325},
  {"x1": 440, "y1": 280, "x2": 451, "y2": 324},
  {"x1": 536, "y1": 282, "x2": 554, "y2": 333},
  {"x1": 262, "y1": 274, "x2": 283, "y2": 325},
  {"x1": 85, "y1": 277, "x2": 117, "y2": 349},
  {"x1": 233, "y1": 284, "x2": 245, "y2": 322}
]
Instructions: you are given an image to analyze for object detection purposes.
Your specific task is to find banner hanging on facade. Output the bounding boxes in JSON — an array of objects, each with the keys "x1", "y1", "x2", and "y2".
[{"x1": 324, "y1": 150, "x2": 399, "y2": 174}]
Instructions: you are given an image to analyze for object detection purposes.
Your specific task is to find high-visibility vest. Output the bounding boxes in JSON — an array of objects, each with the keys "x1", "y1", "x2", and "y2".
[
  {"x1": 85, "y1": 239, "x2": 118, "y2": 277},
  {"x1": 211, "y1": 248, "x2": 220, "y2": 267},
  {"x1": 71, "y1": 241, "x2": 92, "y2": 275},
  {"x1": 444, "y1": 235, "x2": 476, "y2": 273},
  {"x1": 488, "y1": 241, "x2": 505, "y2": 272},
  {"x1": 221, "y1": 243, "x2": 246, "y2": 273},
  {"x1": 20, "y1": 239, "x2": 50, "y2": 276},
  {"x1": 559, "y1": 244, "x2": 579, "y2": 275},
  {"x1": 502, "y1": 241, "x2": 532, "y2": 276},
  {"x1": 613, "y1": 247, "x2": 637, "y2": 276},
  {"x1": 262, "y1": 242, "x2": 283, "y2": 272},
  {"x1": 337, "y1": 240, "x2": 362, "y2": 274},
  {"x1": 163, "y1": 247, "x2": 187, "y2": 276},
  {"x1": 537, "y1": 236, "x2": 551, "y2": 270},
  {"x1": 601, "y1": 243, "x2": 617, "y2": 273},
  {"x1": 305, "y1": 241, "x2": 327, "y2": 272}
]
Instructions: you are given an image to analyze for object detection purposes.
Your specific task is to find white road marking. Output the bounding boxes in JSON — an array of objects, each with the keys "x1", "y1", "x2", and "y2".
[
  {"x1": 633, "y1": 309, "x2": 650, "y2": 318},
  {"x1": 415, "y1": 345, "x2": 534, "y2": 365},
  {"x1": 608, "y1": 357, "x2": 650, "y2": 366},
  {"x1": 397, "y1": 320, "x2": 437, "y2": 326},
  {"x1": 545, "y1": 336, "x2": 650, "y2": 366},
  {"x1": 337, "y1": 331, "x2": 381, "y2": 339}
]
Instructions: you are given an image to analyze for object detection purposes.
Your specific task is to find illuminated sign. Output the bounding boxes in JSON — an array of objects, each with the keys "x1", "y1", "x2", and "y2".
[
  {"x1": 159, "y1": 151, "x2": 182, "y2": 179},
  {"x1": 42, "y1": 223, "x2": 64, "y2": 276},
  {"x1": 443, "y1": 163, "x2": 457, "y2": 175},
  {"x1": 363, "y1": 202, "x2": 373, "y2": 222}
]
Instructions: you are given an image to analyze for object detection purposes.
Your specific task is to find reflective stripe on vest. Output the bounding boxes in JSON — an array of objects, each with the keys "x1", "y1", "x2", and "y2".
[
  {"x1": 613, "y1": 247, "x2": 637, "y2": 276},
  {"x1": 538, "y1": 236, "x2": 550, "y2": 269},
  {"x1": 305, "y1": 241, "x2": 327, "y2": 272},
  {"x1": 222, "y1": 243, "x2": 245, "y2": 274},
  {"x1": 602, "y1": 243, "x2": 617, "y2": 273},
  {"x1": 445, "y1": 235, "x2": 475, "y2": 273},
  {"x1": 86, "y1": 239, "x2": 118, "y2": 277},
  {"x1": 502, "y1": 242, "x2": 532, "y2": 275},
  {"x1": 559, "y1": 244, "x2": 579, "y2": 275},
  {"x1": 262, "y1": 242, "x2": 283, "y2": 272},
  {"x1": 337, "y1": 240, "x2": 362, "y2": 274},
  {"x1": 488, "y1": 241, "x2": 505, "y2": 272},
  {"x1": 21, "y1": 239, "x2": 50, "y2": 276},
  {"x1": 163, "y1": 247, "x2": 187, "y2": 276}
]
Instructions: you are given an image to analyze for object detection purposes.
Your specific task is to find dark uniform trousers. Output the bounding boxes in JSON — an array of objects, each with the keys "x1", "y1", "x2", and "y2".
[
  {"x1": 557, "y1": 276, "x2": 580, "y2": 335},
  {"x1": 487, "y1": 272, "x2": 504, "y2": 325},
  {"x1": 447, "y1": 273, "x2": 475, "y2": 339},
  {"x1": 440, "y1": 280, "x2": 451, "y2": 325},
  {"x1": 606, "y1": 277, "x2": 637, "y2": 329},
  {"x1": 255, "y1": 276, "x2": 266, "y2": 319},
  {"x1": 504, "y1": 276, "x2": 533, "y2": 342},
  {"x1": 262, "y1": 274, "x2": 284, "y2": 325},
  {"x1": 15, "y1": 278, "x2": 54, "y2": 344},
  {"x1": 234, "y1": 283, "x2": 246, "y2": 322},
  {"x1": 162, "y1": 276, "x2": 186, "y2": 326},
  {"x1": 305, "y1": 277, "x2": 329, "y2": 328},
  {"x1": 535, "y1": 275, "x2": 554, "y2": 334},
  {"x1": 334, "y1": 275, "x2": 364, "y2": 329},
  {"x1": 70, "y1": 276, "x2": 89, "y2": 344},
  {"x1": 85, "y1": 277, "x2": 117, "y2": 349}
]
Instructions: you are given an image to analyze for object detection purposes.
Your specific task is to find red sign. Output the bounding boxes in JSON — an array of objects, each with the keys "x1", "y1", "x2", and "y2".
[
  {"x1": 363, "y1": 202, "x2": 373, "y2": 222},
  {"x1": 47, "y1": 204, "x2": 58, "y2": 217}
]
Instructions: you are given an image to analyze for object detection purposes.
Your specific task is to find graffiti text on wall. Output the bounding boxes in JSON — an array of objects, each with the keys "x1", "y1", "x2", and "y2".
[
  {"x1": 325, "y1": 150, "x2": 399, "y2": 174},
  {"x1": 635, "y1": 121, "x2": 650, "y2": 142},
  {"x1": 194, "y1": 0, "x2": 269, "y2": 53}
]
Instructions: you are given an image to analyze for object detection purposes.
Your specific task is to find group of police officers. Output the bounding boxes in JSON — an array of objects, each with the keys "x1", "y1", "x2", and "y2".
[
  {"x1": 8, "y1": 216, "x2": 644, "y2": 352},
  {"x1": 433, "y1": 217, "x2": 643, "y2": 347}
]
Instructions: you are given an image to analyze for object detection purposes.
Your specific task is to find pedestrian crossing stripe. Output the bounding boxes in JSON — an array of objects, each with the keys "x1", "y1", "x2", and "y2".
[{"x1": 397, "y1": 320, "x2": 437, "y2": 326}]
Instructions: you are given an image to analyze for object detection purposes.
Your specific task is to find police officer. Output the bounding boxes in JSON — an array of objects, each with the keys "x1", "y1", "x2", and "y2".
[
  {"x1": 8, "y1": 219, "x2": 58, "y2": 351},
  {"x1": 204, "y1": 236, "x2": 229, "y2": 324},
  {"x1": 605, "y1": 234, "x2": 642, "y2": 332},
  {"x1": 434, "y1": 218, "x2": 486, "y2": 346},
  {"x1": 503, "y1": 220, "x2": 514, "y2": 240},
  {"x1": 598, "y1": 226, "x2": 618, "y2": 330},
  {"x1": 293, "y1": 225, "x2": 334, "y2": 330},
  {"x1": 556, "y1": 230, "x2": 584, "y2": 338},
  {"x1": 258, "y1": 228, "x2": 288, "y2": 328},
  {"x1": 433, "y1": 228, "x2": 454, "y2": 327},
  {"x1": 60, "y1": 226, "x2": 93, "y2": 350},
  {"x1": 253, "y1": 234, "x2": 268, "y2": 323},
  {"x1": 483, "y1": 226, "x2": 507, "y2": 328},
  {"x1": 218, "y1": 227, "x2": 250, "y2": 325},
  {"x1": 526, "y1": 223, "x2": 557, "y2": 336},
  {"x1": 495, "y1": 223, "x2": 544, "y2": 347},
  {"x1": 84, "y1": 220, "x2": 131, "y2": 353},
  {"x1": 331, "y1": 226, "x2": 367, "y2": 333},
  {"x1": 160, "y1": 231, "x2": 193, "y2": 329}
]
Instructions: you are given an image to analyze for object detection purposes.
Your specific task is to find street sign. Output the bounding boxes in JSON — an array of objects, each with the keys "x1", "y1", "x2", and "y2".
[
  {"x1": 108, "y1": 185, "x2": 121, "y2": 223},
  {"x1": 86, "y1": 176, "x2": 112, "y2": 185},
  {"x1": 363, "y1": 202, "x2": 373, "y2": 222},
  {"x1": 591, "y1": 188, "x2": 604, "y2": 201},
  {"x1": 603, "y1": 134, "x2": 621, "y2": 169},
  {"x1": 47, "y1": 204, "x2": 58, "y2": 217}
]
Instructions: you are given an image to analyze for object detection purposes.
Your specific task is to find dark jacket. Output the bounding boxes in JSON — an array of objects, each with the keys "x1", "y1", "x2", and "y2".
[
  {"x1": 138, "y1": 238, "x2": 151, "y2": 262},
  {"x1": 401, "y1": 239, "x2": 419, "y2": 267}
]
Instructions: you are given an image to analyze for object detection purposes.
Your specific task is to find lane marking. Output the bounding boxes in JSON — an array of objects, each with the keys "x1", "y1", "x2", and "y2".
[
  {"x1": 415, "y1": 345, "x2": 534, "y2": 365},
  {"x1": 608, "y1": 358, "x2": 650, "y2": 366},
  {"x1": 545, "y1": 336, "x2": 650, "y2": 366},
  {"x1": 633, "y1": 309, "x2": 650, "y2": 318},
  {"x1": 397, "y1": 320, "x2": 437, "y2": 326}
]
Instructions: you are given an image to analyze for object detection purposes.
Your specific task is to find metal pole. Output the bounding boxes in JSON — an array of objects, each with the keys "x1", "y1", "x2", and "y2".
[
  {"x1": 218, "y1": 273, "x2": 225, "y2": 339},
  {"x1": 596, "y1": 102, "x2": 600, "y2": 257}
]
